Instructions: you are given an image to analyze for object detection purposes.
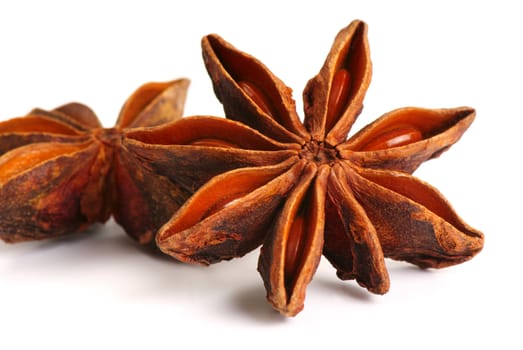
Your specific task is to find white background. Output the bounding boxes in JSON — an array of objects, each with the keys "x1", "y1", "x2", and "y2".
[{"x1": 0, "y1": 1, "x2": 520, "y2": 349}]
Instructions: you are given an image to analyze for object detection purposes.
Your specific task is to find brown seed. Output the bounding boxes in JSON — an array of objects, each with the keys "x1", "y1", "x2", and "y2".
[
  {"x1": 285, "y1": 215, "x2": 304, "y2": 277},
  {"x1": 238, "y1": 81, "x2": 275, "y2": 117},
  {"x1": 188, "y1": 138, "x2": 237, "y2": 148},
  {"x1": 360, "y1": 124, "x2": 423, "y2": 151},
  {"x1": 326, "y1": 69, "x2": 351, "y2": 131}
]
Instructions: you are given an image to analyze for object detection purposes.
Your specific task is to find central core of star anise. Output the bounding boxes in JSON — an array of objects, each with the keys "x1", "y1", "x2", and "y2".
[
  {"x1": 299, "y1": 140, "x2": 339, "y2": 166},
  {"x1": 92, "y1": 127, "x2": 122, "y2": 147}
]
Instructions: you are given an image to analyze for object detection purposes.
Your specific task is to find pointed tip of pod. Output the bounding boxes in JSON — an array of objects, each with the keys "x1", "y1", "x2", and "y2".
[
  {"x1": 117, "y1": 78, "x2": 191, "y2": 129},
  {"x1": 268, "y1": 298, "x2": 304, "y2": 318}
]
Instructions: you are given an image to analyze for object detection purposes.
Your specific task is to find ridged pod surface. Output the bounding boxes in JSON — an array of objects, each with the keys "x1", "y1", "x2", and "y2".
[{"x1": 156, "y1": 20, "x2": 484, "y2": 316}]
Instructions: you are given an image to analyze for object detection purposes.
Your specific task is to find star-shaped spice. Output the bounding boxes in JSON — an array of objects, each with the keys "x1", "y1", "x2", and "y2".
[
  {"x1": 0, "y1": 79, "x2": 193, "y2": 245},
  {"x1": 0, "y1": 76, "x2": 298, "y2": 247},
  {"x1": 156, "y1": 20, "x2": 484, "y2": 316}
]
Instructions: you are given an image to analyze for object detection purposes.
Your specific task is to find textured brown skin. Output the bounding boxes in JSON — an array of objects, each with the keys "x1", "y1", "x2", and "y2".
[
  {"x1": 0, "y1": 143, "x2": 108, "y2": 242},
  {"x1": 0, "y1": 79, "x2": 194, "y2": 246},
  {"x1": 156, "y1": 20, "x2": 484, "y2": 317}
]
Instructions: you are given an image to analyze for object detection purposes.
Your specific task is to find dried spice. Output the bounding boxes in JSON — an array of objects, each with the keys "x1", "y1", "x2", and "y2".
[
  {"x1": 0, "y1": 77, "x2": 298, "y2": 246},
  {"x1": 0, "y1": 79, "x2": 194, "y2": 245},
  {"x1": 156, "y1": 20, "x2": 484, "y2": 316}
]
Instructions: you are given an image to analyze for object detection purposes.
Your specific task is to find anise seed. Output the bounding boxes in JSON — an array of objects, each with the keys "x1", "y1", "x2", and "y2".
[
  {"x1": 189, "y1": 138, "x2": 237, "y2": 148},
  {"x1": 238, "y1": 81, "x2": 275, "y2": 117},
  {"x1": 326, "y1": 69, "x2": 351, "y2": 131},
  {"x1": 284, "y1": 214, "x2": 305, "y2": 287},
  {"x1": 360, "y1": 124, "x2": 422, "y2": 151}
]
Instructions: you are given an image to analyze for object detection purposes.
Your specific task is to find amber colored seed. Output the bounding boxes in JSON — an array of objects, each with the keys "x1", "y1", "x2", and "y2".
[
  {"x1": 238, "y1": 81, "x2": 274, "y2": 117},
  {"x1": 360, "y1": 124, "x2": 423, "y2": 151},
  {"x1": 284, "y1": 215, "x2": 305, "y2": 285},
  {"x1": 325, "y1": 69, "x2": 351, "y2": 131},
  {"x1": 189, "y1": 138, "x2": 237, "y2": 148}
]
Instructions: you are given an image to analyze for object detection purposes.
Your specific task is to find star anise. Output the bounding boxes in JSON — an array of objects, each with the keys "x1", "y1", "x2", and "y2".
[
  {"x1": 0, "y1": 79, "x2": 193, "y2": 245},
  {"x1": 156, "y1": 20, "x2": 484, "y2": 316}
]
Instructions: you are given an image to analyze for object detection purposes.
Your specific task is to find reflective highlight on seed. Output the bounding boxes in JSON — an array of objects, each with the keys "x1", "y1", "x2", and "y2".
[
  {"x1": 238, "y1": 81, "x2": 275, "y2": 118},
  {"x1": 284, "y1": 215, "x2": 305, "y2": 288},
  {"x1": 326, "y1": 69, "x2": 351, "y2": 131},
  {"x1": 189, "y1": 138, "x2": 237, "y2": 148},
  {"x1": 360, "y1": 124, "x2": 423, "y2": 151}
]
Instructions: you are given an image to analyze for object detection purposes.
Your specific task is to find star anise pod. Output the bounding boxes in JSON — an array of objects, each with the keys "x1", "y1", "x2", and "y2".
[
  {"x1": 156, "y1": 20, "x2": 484, "y2": 316},
  {"x1": 0, "y1": 78, "x2": 193, "y2": 245}
]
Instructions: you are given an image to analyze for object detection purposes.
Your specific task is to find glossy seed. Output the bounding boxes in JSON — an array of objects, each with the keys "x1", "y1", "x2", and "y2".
[
  {"x1": 189, "y1": 138, "x2": 237, "y2": 148},
  {"x1": 284, "y1": 215, "x2": 305, "y2": 288},
  {"x1": 325, "y1": 69, "x2": 351, "y2": 131},
  {"x1": 361, "y1": 124, "x2": 423, "y2": 151},
  {"x1": 238, "y1": 81, "x2": 275, "y2": 117}
]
